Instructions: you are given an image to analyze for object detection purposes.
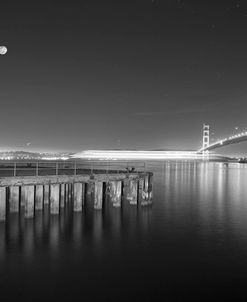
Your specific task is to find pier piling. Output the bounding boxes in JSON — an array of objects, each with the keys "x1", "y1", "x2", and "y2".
[
  {"x1": 141, "y1": 175, "x2": 150, "y2": 206},
  {"x1": 60, "y1": 184, "x2": 65, "y2": 208},
  {"x1": 24, "y1": 185, "x2": 35, "y2": 218},
  {"x1": 50, "y1": 184, "x2": 60, "y2": 215},
  {"x1": 94, "y1": 181, "x2": 103, "y2": 210},
  {"x1": 148, "y1": 174, "x2": 153, "y2": 205},
  {"x1": 44, "y1": 185, "x2": 50, "y2": 205},
  {"x1": 0, "y1": 167, "x2": 153, "y2": 222},
  {"x1": 9, "y1": 186, "x2": 19, "y2": 213},
  {"x1": 65, "y1": 183, "x2": 69, "y2": 204},
  {"x1": 73, "y1": 183, "x2": 85, "y2": 212},
  {"x1": 35, "y1": 185, "x2": 43, "y2": 210},
  {"x1": 110, "y1": 181, "x2": 122, "y2": 207},
  {"x1": 127, "y1": 180, "x2": 138, "y2": 205},
  {"x1": 0, "y1": 187, "x2": 6, "y2": 221}
]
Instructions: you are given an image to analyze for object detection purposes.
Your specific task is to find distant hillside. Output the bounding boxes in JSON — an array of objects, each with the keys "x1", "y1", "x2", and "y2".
[{"x1": 0, "y1": 151, "x2": 73, "y2": 160}]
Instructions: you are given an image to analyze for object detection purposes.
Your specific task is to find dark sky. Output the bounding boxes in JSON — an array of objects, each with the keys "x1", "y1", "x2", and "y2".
[{"x1": 1, "y1": 0, "x2": 247, "y2": 154}]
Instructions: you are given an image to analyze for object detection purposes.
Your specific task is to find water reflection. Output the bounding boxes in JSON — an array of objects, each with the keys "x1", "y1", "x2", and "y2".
[
  {"x1": 0, "y1": 195, "x2": 152, "y2": 263},
  {"x1": 2, "y1": 161, "x2": 247, "y2": 260},
  {"x1": 2, "y1": 162, "x2": 247, "y2": 300},
  {"x1": 152, "y1": 161, "x2": 247, "y2": 240}
]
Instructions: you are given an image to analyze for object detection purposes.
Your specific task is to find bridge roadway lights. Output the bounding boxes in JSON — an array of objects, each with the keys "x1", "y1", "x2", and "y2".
[{"x1": 202, "y1": 150, "x2": 209, "y2": 158}]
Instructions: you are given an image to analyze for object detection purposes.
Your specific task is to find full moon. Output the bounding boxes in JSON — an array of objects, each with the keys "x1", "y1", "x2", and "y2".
[{"x1": 0, "y1": 46, "x2": 7, "y2": 55}]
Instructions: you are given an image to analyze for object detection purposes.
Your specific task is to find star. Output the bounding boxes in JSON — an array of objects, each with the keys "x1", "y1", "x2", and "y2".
[
  {"x1": 151, "y1": 0, "x2": 159, "y2": 5},
  {"x1": 209, "y1": 24, "x2": 216, "y2": 31}
]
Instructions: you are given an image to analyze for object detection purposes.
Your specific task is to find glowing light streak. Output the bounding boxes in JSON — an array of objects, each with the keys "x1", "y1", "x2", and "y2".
[{"x1": 73, "y1": 150, "x2": 205, "y2": 160}]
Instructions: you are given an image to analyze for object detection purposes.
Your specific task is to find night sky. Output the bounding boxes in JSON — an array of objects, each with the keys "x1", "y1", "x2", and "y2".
[{"x1": 1, "y1": 0, "x2": 247, "y2": 155}]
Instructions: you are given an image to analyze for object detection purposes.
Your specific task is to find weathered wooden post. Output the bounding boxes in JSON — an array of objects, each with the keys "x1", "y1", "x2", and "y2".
[
  {"x1": 65, "y1": 183, "x2": 69, "y2": 204},
  {"x1": 44, "y1": 184, "x2": 50, "y2": 205},
  {"x1": 136, "y1": 173, "x2": 153, "y2": 206},
  {"x1": 21, "y1": 187, "x2": 25, "y2": 207},
  {"x1": 94, "y1": 181, "x2": 103, "y2": 210},
  {"x1": 68, "y1": 183, "x2": 72, "y2": 201},
  {"x1": 9, "y1": 186, "x2": 19, "y2": 213},
  {"x1": 141, "y1": 175, "x2": 150, "y2": 206},
  {"x1": 73, "y1": 182, "x2": 85, "y2": 212},
  {"x1": 148, "y1": 174, "x2": 153, "y2": 205},
  {"x1": 24, "y1": 185, "x2": 35, "y2": 218},
  {"x1": 87, "y1": 182, "x2": 94, "y2": 195},
  {"x1": 69, "y1": 183, "x2": 73, "y2": 201},
  {"x1": 82, "y1": 183, "x2": 85, "y2": 208},
  {"x1": 138, "y1": 175, "x2": 149, "y2": 206},
  {"x1": 0, "y1": 187, "x2": 6, "y2": 221},
  {"x1": 110, "y1": 181, "x2": 122, "y2": 207},
  {"x1": 50, "y1": 184, "x2": 60, "y2": 214},
  {"x1": 60, "y1": 184, "x2": 65, "y2": 208},
  {"x1": 67, "y1": 183, "x2": 70, "y2": 201},
  {"x1": 35, "y1": 185, "x2": 43, "y2": 210},
  {"x1": 138, "y1": 178, "x2": 146, "y2": 206},
  {"x1": 127, "y1": 180, "x2": 138, "y2": 205}
]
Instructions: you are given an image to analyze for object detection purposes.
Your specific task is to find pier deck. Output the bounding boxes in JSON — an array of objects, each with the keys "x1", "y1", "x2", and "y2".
[{"x1": 0, "y1": 161, "x2": 153, "y2": 221}]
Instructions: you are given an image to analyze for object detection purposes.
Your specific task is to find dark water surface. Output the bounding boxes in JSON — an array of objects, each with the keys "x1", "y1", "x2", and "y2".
[{"x1": 1, "y1": 162, "x2": 247, "y2": 301}]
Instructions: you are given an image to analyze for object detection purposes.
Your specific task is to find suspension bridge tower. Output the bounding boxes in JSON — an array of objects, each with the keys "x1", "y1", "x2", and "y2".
[{"x1": 202, "y1": 124, "x2": 210, "y2": 155}]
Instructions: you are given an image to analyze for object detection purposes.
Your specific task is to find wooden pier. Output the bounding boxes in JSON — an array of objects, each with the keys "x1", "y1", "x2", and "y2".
[{"x1": 0, "y1": 162, "x2": 153, "y2": 221}]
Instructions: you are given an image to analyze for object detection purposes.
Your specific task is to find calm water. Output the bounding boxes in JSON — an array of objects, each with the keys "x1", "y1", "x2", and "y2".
[{"x1": 1, "y1": 162, "x2": 247, "y2": 301}]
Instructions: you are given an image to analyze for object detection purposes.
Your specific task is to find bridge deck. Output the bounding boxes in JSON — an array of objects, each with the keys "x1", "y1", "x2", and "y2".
[{"x1": 199, "y1": 133, "x2": 247, "y2": 152}]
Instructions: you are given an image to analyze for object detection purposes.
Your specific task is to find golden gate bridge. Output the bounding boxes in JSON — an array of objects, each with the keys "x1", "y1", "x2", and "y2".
[
  {"x1": 199, "y1": 124, "x2": 247, "y2": 154},
  {"x1": 73, "y1": 124, "x2": 247, "y2": 160}
]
